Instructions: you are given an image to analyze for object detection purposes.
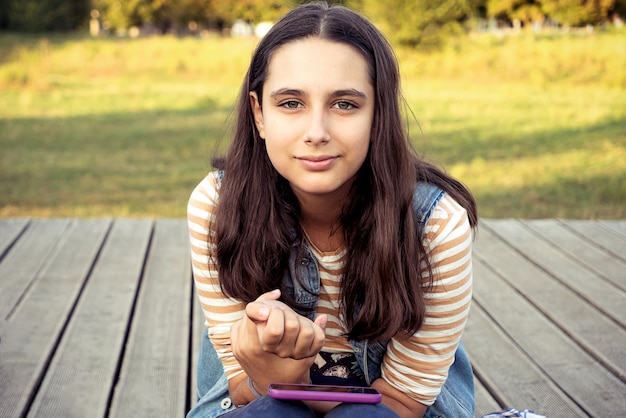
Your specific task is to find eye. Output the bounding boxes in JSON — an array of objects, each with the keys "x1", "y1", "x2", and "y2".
[
  {"x1": 333, "y1": 101, "x2": 356, "y2": 110},
  {"x1": 280, "y1": 100, "x2": 302, "y2": 109}
]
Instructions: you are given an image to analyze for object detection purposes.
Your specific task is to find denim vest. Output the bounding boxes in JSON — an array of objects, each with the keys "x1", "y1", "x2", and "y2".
[{"x1": 282, "y1": 182, "x2": 444, "y2": 384}]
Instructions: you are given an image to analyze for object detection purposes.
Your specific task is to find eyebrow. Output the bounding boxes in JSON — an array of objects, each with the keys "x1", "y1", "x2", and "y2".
[{"x1": 269, "y1": 88, "x2": 368, "y2": 100}]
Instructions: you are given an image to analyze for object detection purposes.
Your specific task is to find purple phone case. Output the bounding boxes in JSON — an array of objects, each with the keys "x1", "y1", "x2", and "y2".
[{"x1": 267, "y1": 383, "x2": 382, "y2": 404}]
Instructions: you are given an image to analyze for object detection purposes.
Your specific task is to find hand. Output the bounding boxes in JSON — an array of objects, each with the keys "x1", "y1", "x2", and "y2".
[
  {"x1": 250, "y1": 289, "x2": 327, "y2": 359},
  {"x1": 230, "y1": 289, "x2": 327, "y2": 392}
]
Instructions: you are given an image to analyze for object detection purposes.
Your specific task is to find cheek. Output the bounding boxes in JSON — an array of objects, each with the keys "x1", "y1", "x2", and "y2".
[
  {"x1": 263, "y1": 138, "x2": 290, "y2": 173},
  {"x1": 352, "y1": 143, "x2": 370, "y2": 169},
  {"x1": 351, "y1": 137, "x2": 372, "y2": 173},
  {"x1": 350, "y1": 125, "x2": 372, "y2": 161},
  {"x1": 261, "y1": 114, "x2": 301, "y2": 153}
]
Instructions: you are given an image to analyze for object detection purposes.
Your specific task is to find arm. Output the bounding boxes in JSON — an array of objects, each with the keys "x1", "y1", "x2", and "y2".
[
  {"x1": 372, "y1": 378, "x2": 427, "y2": 418},
  {"x1": 188, "y1": 173, "x2": 247, "y2": 381},
  {"x1": 381, "y1": 195, "x2": 474, "y2": 410},
  {"x1": 188, "y1": 174, "x2": 328, "y2": 406}
]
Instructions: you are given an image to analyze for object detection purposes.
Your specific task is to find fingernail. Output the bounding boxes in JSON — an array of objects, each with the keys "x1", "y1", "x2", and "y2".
[{"x1": 259, "y1": 306, "x2": 270, "y2": 317}]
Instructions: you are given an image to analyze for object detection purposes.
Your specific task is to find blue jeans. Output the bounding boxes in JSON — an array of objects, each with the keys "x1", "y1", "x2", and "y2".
[
  {"x1": 220, "y1": 396, "x2": 400, "y2": 417},
  {"x1": 187, "y1": 329, "x2": 474, "y2": 418}
]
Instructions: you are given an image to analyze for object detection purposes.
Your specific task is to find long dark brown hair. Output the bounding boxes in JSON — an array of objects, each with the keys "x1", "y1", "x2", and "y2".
[{"x1": 213, "y1": 2, "x2": 477, "y2": 342}]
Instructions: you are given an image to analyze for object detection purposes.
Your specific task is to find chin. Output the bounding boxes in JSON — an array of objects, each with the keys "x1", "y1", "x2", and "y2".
[{"x1": 298, "y1": 185, "x2": 347, "y2": 197}]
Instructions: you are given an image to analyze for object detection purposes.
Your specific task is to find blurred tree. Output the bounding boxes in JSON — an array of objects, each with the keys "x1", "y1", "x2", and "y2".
[
  {"x1": 470, "y1": 0, "x2": 489, "y2": 18},
  {"x1": 359, "y1": 0, "x2": 474, "y2": 47},
  {"x1": 6, "y1": 0, "x2": 619, "y2": 34},
  {"x1": 4, "y1": 0, "x2": 89, "y2": 31},
  {"x1": 539, "y1": 0, "x2": 615, "y2": 27},
  {"x1": 487, "y1": 0, "x2": 544, "y2": 27},
  {"x1": 170, "y1": 0, "x2": 215, "y2": 30},
  {"x1": 613, "y1": 0, "x2": 626, "y2": 18},
  {"x1": 210, "y1": 0, "x2": 292, "y2": 26},
  {"x1": 92, "y1": 0, "x2": 142, "y2": 31},
  {"x1": 0, "y1": 0, "x2": 9, "y2": 29},
  {"x1": 92, "y1": 0, "x2": 294, "y2": 33},
  {"x1": 487, "y1": 0, "x2": 619, "y2": 26},
  {"x1": 92, "y1": 0, "x2": 176, "y2": 33},
  {"x1": 145, "y1": 0, "x2": 173, "y2": 33}
]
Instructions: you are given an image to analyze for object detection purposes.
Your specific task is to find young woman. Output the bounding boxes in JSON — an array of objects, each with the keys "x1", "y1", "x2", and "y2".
[{"x1": 187, "y1": 3, "x2": 477, "y2": 417}]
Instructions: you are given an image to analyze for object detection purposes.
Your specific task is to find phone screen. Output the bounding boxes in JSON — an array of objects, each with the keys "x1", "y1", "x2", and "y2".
[
  {"x1": 269, "y1": 384, "x2": 379, "y2": 394},
  {"x1": 268, "y1": 383, "x2": 382, "y2": 404}
]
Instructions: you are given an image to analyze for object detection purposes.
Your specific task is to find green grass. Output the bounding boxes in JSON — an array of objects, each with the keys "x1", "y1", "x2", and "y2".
[{"x1": 1, "y1": 30, "x2": 625, "y2": 218}]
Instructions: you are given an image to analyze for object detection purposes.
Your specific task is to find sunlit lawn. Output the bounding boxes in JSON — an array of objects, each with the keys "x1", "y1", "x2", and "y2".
[{"x1": 1, "y1": 30, "x2": 624, "y2": 218}]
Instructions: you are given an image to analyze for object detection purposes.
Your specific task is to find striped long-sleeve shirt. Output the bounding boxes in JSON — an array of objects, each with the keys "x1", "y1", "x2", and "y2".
[{"x1": 187, "y1": 171, "x2": 473, "y2": 406}]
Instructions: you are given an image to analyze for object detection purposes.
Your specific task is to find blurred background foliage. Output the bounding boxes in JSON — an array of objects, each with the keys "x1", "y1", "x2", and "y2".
[{"x1": 1, "y1": 0, "x2": 625, "y2": 45}]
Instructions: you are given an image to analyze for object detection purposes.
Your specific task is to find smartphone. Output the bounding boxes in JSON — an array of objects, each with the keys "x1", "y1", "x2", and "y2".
[{"x1": 267, "y1": 383, "x2": 382, "y2": 404}]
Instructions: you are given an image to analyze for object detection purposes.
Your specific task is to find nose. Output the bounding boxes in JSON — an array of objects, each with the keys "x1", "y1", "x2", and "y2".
[{"x1": 304, "y1": 108, "x2": 330, "y2": 145}]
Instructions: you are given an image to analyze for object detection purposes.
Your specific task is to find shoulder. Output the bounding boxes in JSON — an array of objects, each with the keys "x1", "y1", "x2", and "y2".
[
  {"x1": 187, "y1": 171, "x2": 221, "y2": 226},
  {"x1": 189, "y1": 171, "x2": 221, "y2": 206},
  {"x1": 422, "y1": 193, "x2": 472, "y2": 252},
  {"x1": 412, "y1": 182, "x2": 445, "y2": 225}
]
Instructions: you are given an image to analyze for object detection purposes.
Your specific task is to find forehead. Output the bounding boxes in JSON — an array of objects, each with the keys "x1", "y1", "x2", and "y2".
[{"x1": 264, "y1": 37, "x2": 372, "y2": 92}]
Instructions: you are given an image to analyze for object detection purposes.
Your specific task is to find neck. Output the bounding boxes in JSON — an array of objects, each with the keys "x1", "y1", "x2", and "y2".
[{"x1": 298, "y1": 195, "x2": 344, "y2": 253}]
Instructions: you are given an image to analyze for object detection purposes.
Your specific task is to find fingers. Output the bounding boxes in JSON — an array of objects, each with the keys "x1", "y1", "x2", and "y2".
[
  {"x1": 292, "y1": 316, "x2": 327, "y2": 360},
  {"x1": 261, "y1": 307, "x2": 299, "y2": 356},
  {"x1": 239, "y1": 290, "x2": 328, "y2": 360},
  {"x1": 307, "y1": 314, "x2": 327, "y2": 358},
  {"x1": 245, "y1": 289, "x2": 281, "y2": 323},
  {"x1": 314, "y1": 314, "x2": 328, "y2": 331},
  {"x1": 260, "y1": 310, "x2": 327, "y2": 359}
]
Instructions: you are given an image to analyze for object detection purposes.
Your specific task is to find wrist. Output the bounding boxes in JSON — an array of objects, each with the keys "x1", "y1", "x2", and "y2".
[{"x1": 248, "y1": 376, "x2": 263, "y2": 398}]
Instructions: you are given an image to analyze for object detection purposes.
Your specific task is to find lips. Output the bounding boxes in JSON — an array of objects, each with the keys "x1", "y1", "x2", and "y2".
[{"x1": 296, "y1": 155, "x2": 338, "y2": 171}]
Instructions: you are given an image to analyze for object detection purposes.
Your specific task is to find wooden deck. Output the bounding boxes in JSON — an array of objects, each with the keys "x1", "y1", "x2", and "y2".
[{"x1": 0, "y1": 218, "x2": 625, "y2": 417}]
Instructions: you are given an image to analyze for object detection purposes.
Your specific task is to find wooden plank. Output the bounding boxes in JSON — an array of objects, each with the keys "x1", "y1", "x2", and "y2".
[
  {"x1": 470, "y1": 253, "x2": 626, "y2": 416},
  {"x1": 478, "y1": 221, "x2": 626, "y2": 384},
  {"x1": 0, "y1": 218, "x2": 29, "y2": 260},
  {"x1": 0, "y1": 219, "x2": 111, "y2": 418},
  {"x1": 0, "y1": 217, "x2": 622, "y2": 418},
  {"x1": 473, "y1": 376, "x2": 501, "y2": 417},
  {"x1": 464, "y1": 305, "x2": 586, "y2": 416},
  {"x1": 191, "y1": 283, "x2": 206, "y2": 409},
  {"x1": 488, "y1": 219, "x2": 625, "y2": 327},
  {"x1": 563, "y1": 220, "x2": 626, "y2": 263},
  {"x1": 0, "y1": 219, "x2": 70, "y2": 320},
  {"x1": 26, "y1": 219, "x2": 153, "y2": 418},
  {"x1": 522, "y1": 219, "x2": 626, "y2": 291},
  {"x1": 601, "y1": 220, "x2": 626, "y2": 236},
  {"x1": 109, "y1": 219, "x2": 193, "y2": 418}
]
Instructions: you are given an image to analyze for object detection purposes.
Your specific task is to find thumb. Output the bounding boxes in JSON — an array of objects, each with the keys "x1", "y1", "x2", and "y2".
[
  {"x1": 246, "y1": 289, "x2": 281, "y2": 322},
  {"x1": 256, "y1": 289, "x2": 281, "y2": 302},
  {"x1": 314, "y1": 314, "x2": 328, "y2": 332}
]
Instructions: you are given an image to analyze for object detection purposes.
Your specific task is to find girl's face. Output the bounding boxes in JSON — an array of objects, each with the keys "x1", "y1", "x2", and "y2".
[{"x1": 250, "y1": 37, "x2": 374, "y2": 205}]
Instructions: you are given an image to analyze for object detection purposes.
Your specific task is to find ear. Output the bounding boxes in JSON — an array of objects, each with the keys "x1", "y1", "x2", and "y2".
[{"x1": 249, "y1": 91, "x2": 266, "y2": 139}]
